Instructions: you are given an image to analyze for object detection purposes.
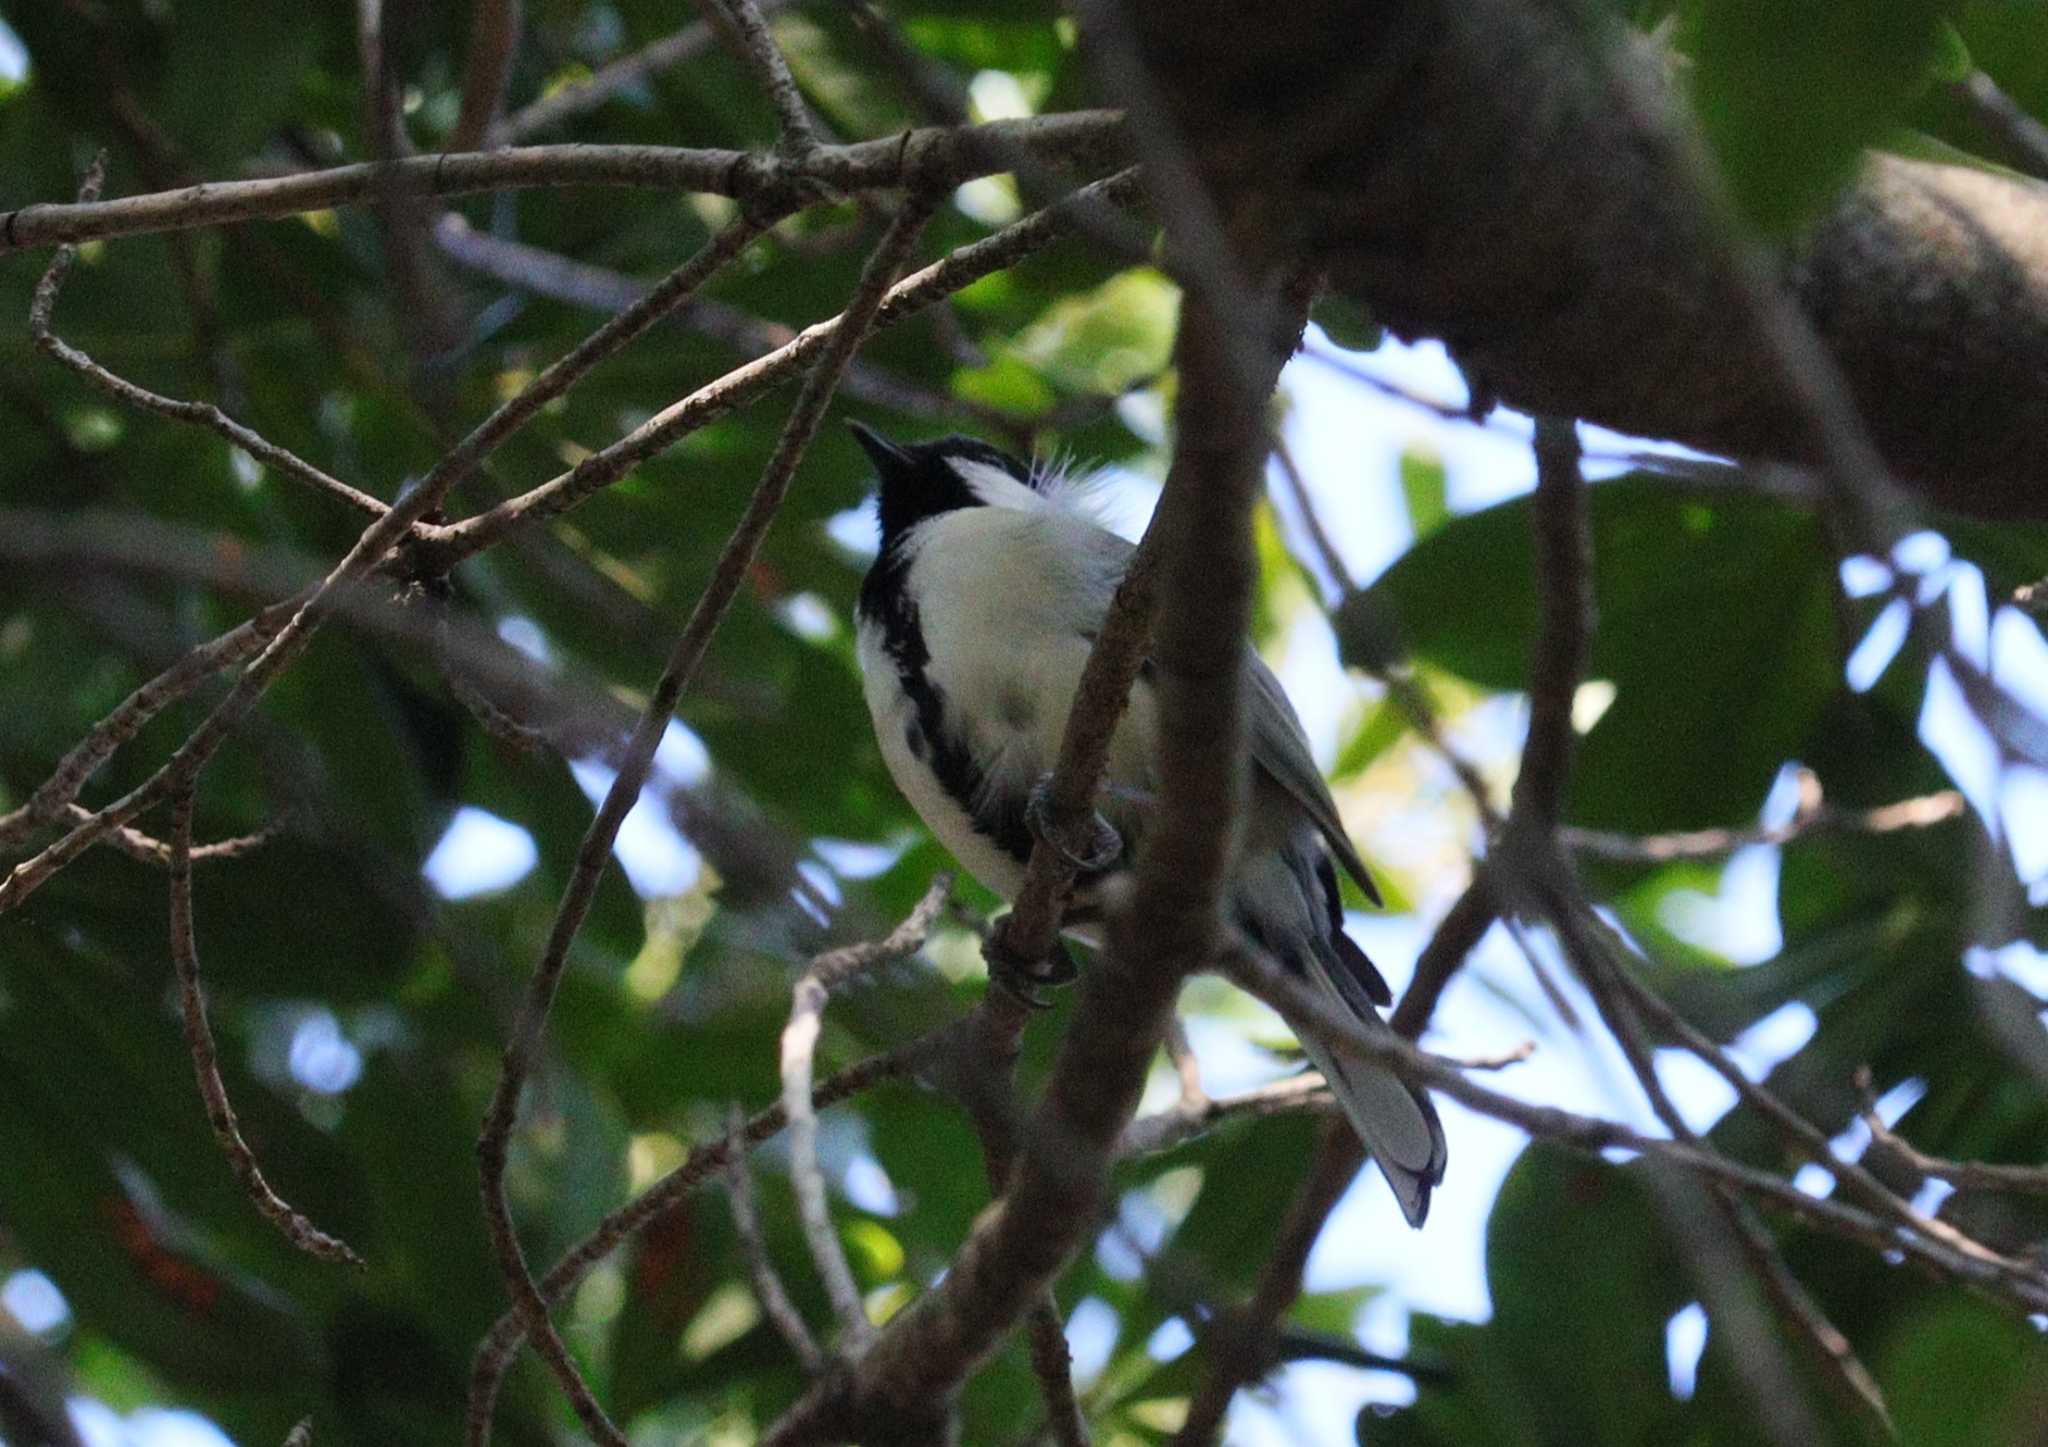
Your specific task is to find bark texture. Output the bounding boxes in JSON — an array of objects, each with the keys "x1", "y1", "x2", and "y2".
[{"x1": 1127, "y1": 0, "x2": 2048, "y2": 521}]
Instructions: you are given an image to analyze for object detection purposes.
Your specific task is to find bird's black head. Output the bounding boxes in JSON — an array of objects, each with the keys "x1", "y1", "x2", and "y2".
[{"x1": 849, "y1": 422, "x2": 1036, "y2": 546}]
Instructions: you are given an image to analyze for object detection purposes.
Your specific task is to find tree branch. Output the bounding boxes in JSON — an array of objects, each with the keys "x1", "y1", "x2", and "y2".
[
  {"x1": 1224, "y1": 943, "x2": 2048, "y2": 1314},
  {"x1": 495, "y1": 0, "x2": 800, "y2": 143},
  {"x1": 408, "y1": 167, "x2": 1144, "y2": 575},
  {"x1": 0, "y1": 114, "x2": 1124, "y2": 254},
  {"x1": 1127, "y1": 0, "x2": 2048, "y2": 520},
  {"x1": 724, "y1": 1109, "x2": 826, "y2": 1376},
  {"x1": 0, "y1": 211, "x2": 765, "y2": 918},
  {"x1": 1170, "y1": 1122, "x2": 1363, "y2": 1447},
  {"x1": 711, "y1": 0, "x2": 823, "y2": 160},
  {"x1": 470, "y1": 197, "x2": 933, "y2": 1445},
  {"x1": 167, "y1": 785, "x2": 363, "y2": 1269},
  {"x1": 1855, "y1": 1066, "x2": 2048, "y2": 1197},
  {"x1": 1507, "y1": 416, "x2": 1589, "y2": 831},
  {"x1": 781, "y1": 875, "x2": 953, "y2": 1353},
  {"x1": 28, "y1": 156, "x2": 389, "y2": 520},
  {"x1": 1562, "y1": 786, "x2": 1965, "y2": 863},
  {"x1": 446, "y1": 0, "x2": 523, "y2": 152},
  {"x1": 466, "y1": 1050, "x2": 914, "y2": 1441}
]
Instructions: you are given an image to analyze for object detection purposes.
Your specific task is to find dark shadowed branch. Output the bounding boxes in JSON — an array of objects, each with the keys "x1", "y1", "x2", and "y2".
[
  {"x1": 447, "y1": 0, "x2": 523, "y2": 152},
  {"x1": 495, "y1": 0, "x2": 800, "y2": 142},
  {"x1": 1170, "y1": 1123, "x2": 1363, "y2": 1447},
  {"x1": 167, "y1": 785, "x2": 364, "y2": 1269}
]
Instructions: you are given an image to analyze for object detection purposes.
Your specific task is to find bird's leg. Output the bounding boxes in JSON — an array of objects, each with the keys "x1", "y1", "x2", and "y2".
[
  {"x1": 982, "y1": 931, "x2": 1081, "y2": 1008},
  {"x1": 981, "y1": 777, "x2": 1135, "y2": 1006},
  {"x1": 1024, "y1": 776, "x2": 1124, "y2": 874}
]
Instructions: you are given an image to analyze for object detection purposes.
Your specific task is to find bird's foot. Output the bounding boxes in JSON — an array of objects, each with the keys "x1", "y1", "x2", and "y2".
[
  {"x1": 1024, "y1": 777, "x2": 1123, "y2": 875},
  {"x1": 982, "y1": 926, "x2": 1081, "y2": 1009}
]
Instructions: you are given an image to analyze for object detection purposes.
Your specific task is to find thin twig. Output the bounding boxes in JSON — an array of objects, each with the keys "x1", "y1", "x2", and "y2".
[
  {"x1": 78, "y1": 805, "x2": 279, "y2": 868},
  {"x1": 495, "y1": 0, "x2": 799, "y2": 143},
  {"x1": 466, "y1": 1049, "x2": 914, "y2": 1442},
  {"x1": 1562, "y1": 788, "x2": 1965, "y2": 862},
  {"x1": 167, "y1": 785, "x2": 364, "y2": 1268},
  {"x1": 1592, "y1": 935, "x2": 2019, "y2": 1272},
  {"x1": 412, "y1": 167, "x2": 1145, "y2": 574},
  {"x1": 1388, "y1": 874, "x2": 1498, "y2": 1039},
  {"x1": 724, "y1": 1108, "x2": 825, "y2": 1374},
  {"x1": 25, "y1": 156, "x2": 385, "y2": 517},
  {"x1": 712, "y1": 0, "x2": 823, "y2": 157},
  {"x1": 1115, "y1": 1073, "x2": 1334, "y2": 1158},
  {"x1": 781, "y1": 874, "x2": 952, "y2": 1352},
  {"x1": 470, "y1": 198, "x2": 933, "y2": 1446},
  {"x1": 0, "y1": 217, "x2": 766, "y2": 920},
  {"x1": 1856, "y1": 1066, "x2": 2048, "y2": 1197},
  {"x1": 1027, "y1": 1298, "x2": 1091, "y2": 1447},
  {"x1": 0, "y1": 601, "x2": 293, "y2": 850}
]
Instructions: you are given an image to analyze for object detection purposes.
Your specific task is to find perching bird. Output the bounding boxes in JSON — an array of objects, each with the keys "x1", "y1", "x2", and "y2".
[{"x1": 849, "y1": 423, "x2": 1447, "y2": 1225}]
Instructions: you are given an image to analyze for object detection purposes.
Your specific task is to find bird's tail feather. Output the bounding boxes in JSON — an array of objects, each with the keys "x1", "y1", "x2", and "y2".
[{"x1": 1298, "y1": 963, "x2": 1447, "y2": 1228}]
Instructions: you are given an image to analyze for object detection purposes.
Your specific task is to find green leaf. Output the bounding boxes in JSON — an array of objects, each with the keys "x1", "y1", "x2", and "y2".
[
  {"x1": 1485, "y1": 1145, "x2": 1689, "y2": 1446},
  {"x1": 1878, "y1": 1298, "x2": 2048, "y2": 1445},
  {"x1": 1687, "y1": 0, "x2": 1948, "y2": 232},
  {"x1": 1351, "y1": 475, "x2": 1838, "y2": 830},
  {"x1": 1311, "y1": 293, "x2": 1384, "y2": 353},
  {"x1": 1399, "y1": 450, "x2": 1450, "y2": 543}
]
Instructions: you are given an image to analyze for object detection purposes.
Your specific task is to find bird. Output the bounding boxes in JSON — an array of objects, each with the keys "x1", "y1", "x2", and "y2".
[{"x1": 848, "y1": 422, "x2": 1447, "y2": 1226}]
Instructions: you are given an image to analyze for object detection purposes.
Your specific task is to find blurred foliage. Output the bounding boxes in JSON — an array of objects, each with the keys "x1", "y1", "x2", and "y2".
[{"x1": 1, "y1": 2, "x2": 2047, "y2": 1445}]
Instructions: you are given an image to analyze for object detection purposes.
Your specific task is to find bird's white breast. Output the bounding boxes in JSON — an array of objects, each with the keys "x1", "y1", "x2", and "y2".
[{"x1": 857, "y1": 505, "x2": 1156, "y2": 901}]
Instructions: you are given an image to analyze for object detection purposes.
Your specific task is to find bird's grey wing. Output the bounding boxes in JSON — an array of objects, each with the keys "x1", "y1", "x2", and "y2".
[
  {"x1": 1245, "y1": 654, "x2": 1381, "y2": 905},
  {"x1": 1064, "y1": 524, "x2": 1375, "y2": 904}
]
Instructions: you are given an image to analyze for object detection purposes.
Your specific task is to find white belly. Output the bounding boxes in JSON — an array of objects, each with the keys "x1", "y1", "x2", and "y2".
[
  {"x1": 855, "y1": 508, "x2": 1156, "y2": 901},
  {"x1": 857, "y1": 622, "x2": 1034, "y2": 900}
]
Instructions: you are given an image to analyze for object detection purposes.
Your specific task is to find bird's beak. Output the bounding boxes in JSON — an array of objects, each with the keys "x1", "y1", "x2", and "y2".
[{"x1": 847, "y1": 420, "x2": 913, "y2": 472}]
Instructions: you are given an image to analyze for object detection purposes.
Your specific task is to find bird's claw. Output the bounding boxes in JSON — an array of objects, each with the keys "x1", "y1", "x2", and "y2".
[
  {"x1": 1025, "y1": 777, "x2": 1123, "y2": 874},
  {"x1": 983, "y1": 927, "x2": 1080, "y2": 1009}
]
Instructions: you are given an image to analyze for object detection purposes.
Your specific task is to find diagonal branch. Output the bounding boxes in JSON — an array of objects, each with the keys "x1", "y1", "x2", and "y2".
[
  {"x1": 465, "y1": 1049, "x2": 914, "y2": 1442},
  {"x1": 0, "y1": 214, "x2": 766, "y2": 919},
  {"x1": 470, "y1": 197, "x2": 934, "y2": 1446},
  {"x1": 1224, "y1": 944, "x2": 2048, "y2": 1313},
  {"x1": 710, "y1": 0, "x2": 823, "y2": 159},
  {"x1": 1169, "y1": 1122, "x2": 1362, "y2": 1447},
  {"x1": 496, "y1": 0, "x2": 800, "y2": 143},
  {"x1": 29, "y1": 158, "x2": 388, "y2": 520},
  {"x1": 427, "y1": 212, "x2": 983, "y2": 425},
  {"x1": 408, "y1": 167, "x2": 1144, "y2": 574},
  {"x1": 0, "y1": 599, "x2": 296, "y2": 851}
]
